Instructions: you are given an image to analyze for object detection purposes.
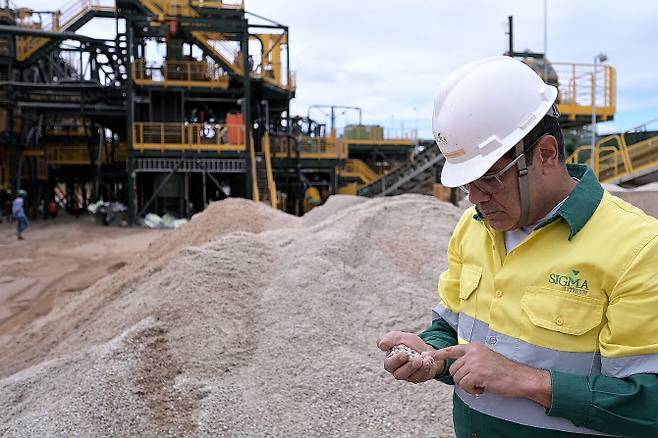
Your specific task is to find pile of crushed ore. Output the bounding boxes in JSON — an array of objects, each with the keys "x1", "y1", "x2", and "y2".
[{"x1": 0, "y1": 194, "x2": 463, "y2": 437}]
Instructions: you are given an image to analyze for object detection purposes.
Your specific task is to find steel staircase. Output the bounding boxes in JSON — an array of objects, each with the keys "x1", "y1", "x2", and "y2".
[
  {"x1": 339, "y1": 159, "x2": 379, "y2": 185},
  {"x1": 15, "y1": 0, "x2": 115, "y2": 62},
  {"x1": 568, "y1": 118, "x2": 658, "y2": 187},
  {"x1": 190, "y1": 31, "x2": 243, "y2": 76},
  {"x1": 358, "y1": 144, "x2": 445, "y2": 197}
]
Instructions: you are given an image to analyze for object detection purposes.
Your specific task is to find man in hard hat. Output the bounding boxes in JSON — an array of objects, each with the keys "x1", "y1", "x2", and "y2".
[
  {"x1": 12, "y1": 189, "x2": 29, "y2": 240},
  {"x1": 378, "y1": 56, "x2": 658, "y2": 437}
]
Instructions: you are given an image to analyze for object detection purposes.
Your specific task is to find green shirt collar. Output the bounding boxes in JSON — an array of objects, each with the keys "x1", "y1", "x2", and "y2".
[{"x1": 473, "y1": 164, "x2": 603, "y2": 239}]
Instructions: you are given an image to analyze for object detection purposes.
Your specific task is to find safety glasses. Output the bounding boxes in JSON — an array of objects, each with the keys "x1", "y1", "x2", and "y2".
[{"x1": 459, "y1": 135, "x2": 547, "y2": 195}]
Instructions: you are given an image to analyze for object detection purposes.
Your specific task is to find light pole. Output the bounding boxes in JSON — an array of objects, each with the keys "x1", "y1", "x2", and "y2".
[
  {"x1": 543, "y1": 0, "x2": 548, "y2": 81},
  {"x1": 413, "y1": 107, "x2": 418, "y2": 140},
  {"x1": 591, "y1": 52, "x2": 608, "y2": 170}
]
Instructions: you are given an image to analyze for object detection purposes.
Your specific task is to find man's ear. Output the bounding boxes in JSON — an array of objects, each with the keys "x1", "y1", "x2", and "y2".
[{"x1": 533, "y1": 135, "x2": 560, "y2": 172}]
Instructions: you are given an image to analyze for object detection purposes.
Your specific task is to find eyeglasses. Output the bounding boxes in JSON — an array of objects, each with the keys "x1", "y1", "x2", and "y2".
[{"x1": 459, "y1": 135, "x2": 546, "y2": 195}]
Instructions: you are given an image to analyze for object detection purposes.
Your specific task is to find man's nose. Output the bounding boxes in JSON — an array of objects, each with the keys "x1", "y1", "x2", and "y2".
[{"x1": 468, "y1": 183, "x2": 492, "y2": 204}]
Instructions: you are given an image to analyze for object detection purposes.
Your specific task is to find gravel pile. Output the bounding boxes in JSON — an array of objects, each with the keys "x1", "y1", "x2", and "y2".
[{"x1": 0, "y1": 194, "x2": 462, "y2": 438}]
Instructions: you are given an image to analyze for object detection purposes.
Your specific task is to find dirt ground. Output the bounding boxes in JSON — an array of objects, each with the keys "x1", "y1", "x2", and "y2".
[{"x1": 0, "y1": 216, "x2": 165, "y2": 337}]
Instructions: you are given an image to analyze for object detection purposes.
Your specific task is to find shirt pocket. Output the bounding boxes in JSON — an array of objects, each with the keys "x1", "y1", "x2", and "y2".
[
  {"x1": 521, "y1": 286, "x2": 605, "y2": 352},
  {"x1": 459, "y1": 265, "x2": 482, "y2": 300}
]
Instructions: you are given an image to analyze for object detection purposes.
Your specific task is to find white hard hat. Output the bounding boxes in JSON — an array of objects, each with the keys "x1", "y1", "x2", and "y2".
[{"x1": 432, "y1": 56, "x2": 558, "y2": 187}]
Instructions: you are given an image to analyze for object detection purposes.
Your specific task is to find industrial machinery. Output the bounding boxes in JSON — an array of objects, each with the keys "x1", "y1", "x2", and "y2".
[
  {"x1": 0, "y1": 0, "x2": 419, "y2": 219},
  {"x1": 2, "y1": 4, "x2": 651, "y2": 222}
]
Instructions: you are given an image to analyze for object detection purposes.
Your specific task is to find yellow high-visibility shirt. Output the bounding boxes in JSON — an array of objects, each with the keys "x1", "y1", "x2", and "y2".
[{"x1": 429, "y1": 164, "x2": 658, "y2": 436}]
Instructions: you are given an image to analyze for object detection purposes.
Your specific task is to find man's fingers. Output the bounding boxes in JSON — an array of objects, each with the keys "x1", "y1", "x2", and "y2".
[
  {"x1": 458, "y1": 372, "x2": 486, "y2": 396},
  {"x1": 383, "y1": 352, "x2": 409, "y2": 373},
  {"x1": 451, "y1": 361, "x2": 470, "y2": 385},
  {"x1": 425, "y1": 345, "x2": 468, "y2": 361},
  {"x1": 392, "y1": 358, "x2": 420, "y2": 381},
  {"x1": 376, "y1": 331, "x2": 403, "y2": 351},
  {"x1": 448, "y1": 356, "x2": 466, "y2": 376},
  {"x1": 457, "y1": 371, "x2": 478, "y2": 395}
]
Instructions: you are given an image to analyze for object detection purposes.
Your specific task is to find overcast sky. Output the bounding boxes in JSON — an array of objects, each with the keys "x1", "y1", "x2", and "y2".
[{"x1": 35, "y1": 0, "x2": 658, "y2": 139}]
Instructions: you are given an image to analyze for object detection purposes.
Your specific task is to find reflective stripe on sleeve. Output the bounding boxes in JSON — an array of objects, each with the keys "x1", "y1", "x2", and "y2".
[
  {"x1": 432, "y1": 303, "x2": 458, "y2": 331},
  {"x1": 602, "y1": 354, "x2": 658, "y2": 378}
]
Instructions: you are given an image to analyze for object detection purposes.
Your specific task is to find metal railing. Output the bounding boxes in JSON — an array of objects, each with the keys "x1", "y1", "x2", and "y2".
[
  {"x1": 190, "y1": 0, "x2": 244, "y2": 9},
  {"x1": 340, "y1": 159, "x2": 380, "y2": 184},
  {"x1": 553, "y1": 62, "x2": 616, "y2": 119},
  {"x1": 45, "y1": 143, "x2": 125, "y2": 164},
  {"x1": 132, "y1": 60, "x2": 230, "y2": 88},
  {"x1": 261, "y1": 133, "x2": 278, "y2": 207},
  {"x1": 271, "y1": 135, "x2": 348, "y2": 160},
  {"x1": 192, "y1": 31, "x2": 295, "y2": 91},
  {"x1": 358, "y1": 143, "x2": 445, "y2": 197},
  {"x1": 141, "y1": 0, "x2": 244, "y2": 16},
  {"x1": 15, "y1": 0, "x2": 114, "y2": 61},
  {"x1": 133, "y1": 122, "x2": 246, "y2": 152},
  {"x1": 46, "y1": 145, "x2": 90, "y2": 164},
  {"x1": 567, "y1": 119, "x2": 658, "y2": 183},
  {"x1": 192, "y1": 31, "x2": 242, "y2": 75}
]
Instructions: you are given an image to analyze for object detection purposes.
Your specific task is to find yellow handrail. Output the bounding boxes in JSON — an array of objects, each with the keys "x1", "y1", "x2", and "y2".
[
  {"x1": 552, "y1": 62, "x2": 616, "y2": 120},
  {"x1": 190, "y1": 0, "x2": 244, "y2": 10},
  {"x1": 262, "y1": 133, "x2": 278, "y2": 207},
  {"x1": 248, "y1": 132, "x2": 259, "y2": 202},
  {"x1": 15, "y1": 0, "x2": 114, "y2": 61},
  {"x1": 340, "y1": 159, "x2": 379, "y2": 184},
  {"x1": 567, "y1": 119, "x2": 658, "y2": 183},
  {"x1": 132, "y1": 122, "x2": 246, "y2": 152},
  {"x1": 271, "y1": 135, "x2": 348, "y2": 159},
  {"x1": 132, "y1": 59, "x2": 230, "y2": 88}
]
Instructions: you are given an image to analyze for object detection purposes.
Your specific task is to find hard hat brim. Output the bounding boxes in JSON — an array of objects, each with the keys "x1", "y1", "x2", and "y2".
[{"x1": 440, "y1": 147, "x2": 511, "y2": 188}]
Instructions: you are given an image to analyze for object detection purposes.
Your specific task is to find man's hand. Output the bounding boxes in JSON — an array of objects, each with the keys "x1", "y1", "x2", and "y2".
[
  {"x1": 424, "y1": 343, "x2": 552, "y2": 407},
  {"x1": 377, "y1": 331, "x2": 444, "y2": 384}
]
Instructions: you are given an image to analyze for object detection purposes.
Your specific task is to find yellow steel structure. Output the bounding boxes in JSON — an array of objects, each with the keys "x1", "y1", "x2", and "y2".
[
  {"x1": 38, "y1": 142, "x2": 129, "y2": 165},
  {"x1": 339, "y1": 159, "x2": 380, "y2": 185},
  {"x1": 270, "y1": 135, "x2": 349, "y2": 160},
  {"x1": 344, "y1": 138, "x2": 415, "y2": 147},
  {"x1": 191, "y1": 31, "x2": 296, "y2": 91},
  {"x1": 261, "y1": 133, "x2": 278, "y2": 207},
  {"x1": 191, "y1": 31, "x2": 244, "y2": 76},
  {"x1": 132, "y1": 122, "x2": 246, "y2": 152},
  {"x1": 553, "y1": 62, "x2": 616, "y2": 123},
  {"x1": 15, "y1": 0, "x2": 115, "y2": 61},
  {"x1": 140, "y1": 0, "x2": 243, "y2": 19},
  {"x1": 132, "y1": 60, "x2": 230, "y2": 89},
  {"x1": 567, "y1": 119, "x2": 658, "y2": 184},
  {"x1": 248, "y1": 132, "x2": 259, "y2": 202},
  {"x1": 14, "y1": 0, "x2": 246, "y2": 62}
]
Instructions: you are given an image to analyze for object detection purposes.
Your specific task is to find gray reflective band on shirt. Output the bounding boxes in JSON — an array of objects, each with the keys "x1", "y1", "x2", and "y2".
[
  {"x1": 457, "y1": 312, "x2": 602, "y2": 375},
  {"x1": 432, "y1": 303, "x2": 458, "y2": 331},
  {"x1": 602, "y1": 354, "x2": 658, "y2": 378},
  {"x1": 455, "y1": 387, "x2": 613, "y2": 435},
  {"x1": 454, "y1": 313, "x2": 611, "y2": 435}
]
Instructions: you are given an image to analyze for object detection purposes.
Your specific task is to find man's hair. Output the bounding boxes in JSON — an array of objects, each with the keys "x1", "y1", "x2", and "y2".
[{"x1": 504, "y1": 113, "x2": 565, "y2": 163}]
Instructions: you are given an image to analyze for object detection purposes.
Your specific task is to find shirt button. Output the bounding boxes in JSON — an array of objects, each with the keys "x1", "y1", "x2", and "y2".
[
  {"x1": 495, "y1": 289, "x2": 503, "y2": 298},
  {"x1": 487, "y1": 336, "x2": 497, "y2": 345},
  {"x1": 556, "y1": 317, "x2": 564, "y2": 326}
]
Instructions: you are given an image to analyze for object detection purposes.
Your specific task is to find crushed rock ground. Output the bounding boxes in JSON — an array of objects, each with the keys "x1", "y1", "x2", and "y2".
[{"x1": 0, "y1": 194, "x2": 463, "y2": 438}]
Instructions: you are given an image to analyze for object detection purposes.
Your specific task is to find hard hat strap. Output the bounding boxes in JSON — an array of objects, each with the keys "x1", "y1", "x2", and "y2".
[{"x1": 515, "y1": 140, "x2": 531, "y2": 227}]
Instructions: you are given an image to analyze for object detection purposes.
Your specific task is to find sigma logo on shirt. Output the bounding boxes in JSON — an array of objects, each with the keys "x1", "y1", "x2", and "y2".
[{"x1": 548, "y1": 270, "x2": 589, "y2": 295}]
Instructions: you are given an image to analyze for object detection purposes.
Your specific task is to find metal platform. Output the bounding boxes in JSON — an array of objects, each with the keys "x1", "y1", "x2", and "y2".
[{"x1": 134, "y1": 157, "x2": 245, "y2": 173}]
